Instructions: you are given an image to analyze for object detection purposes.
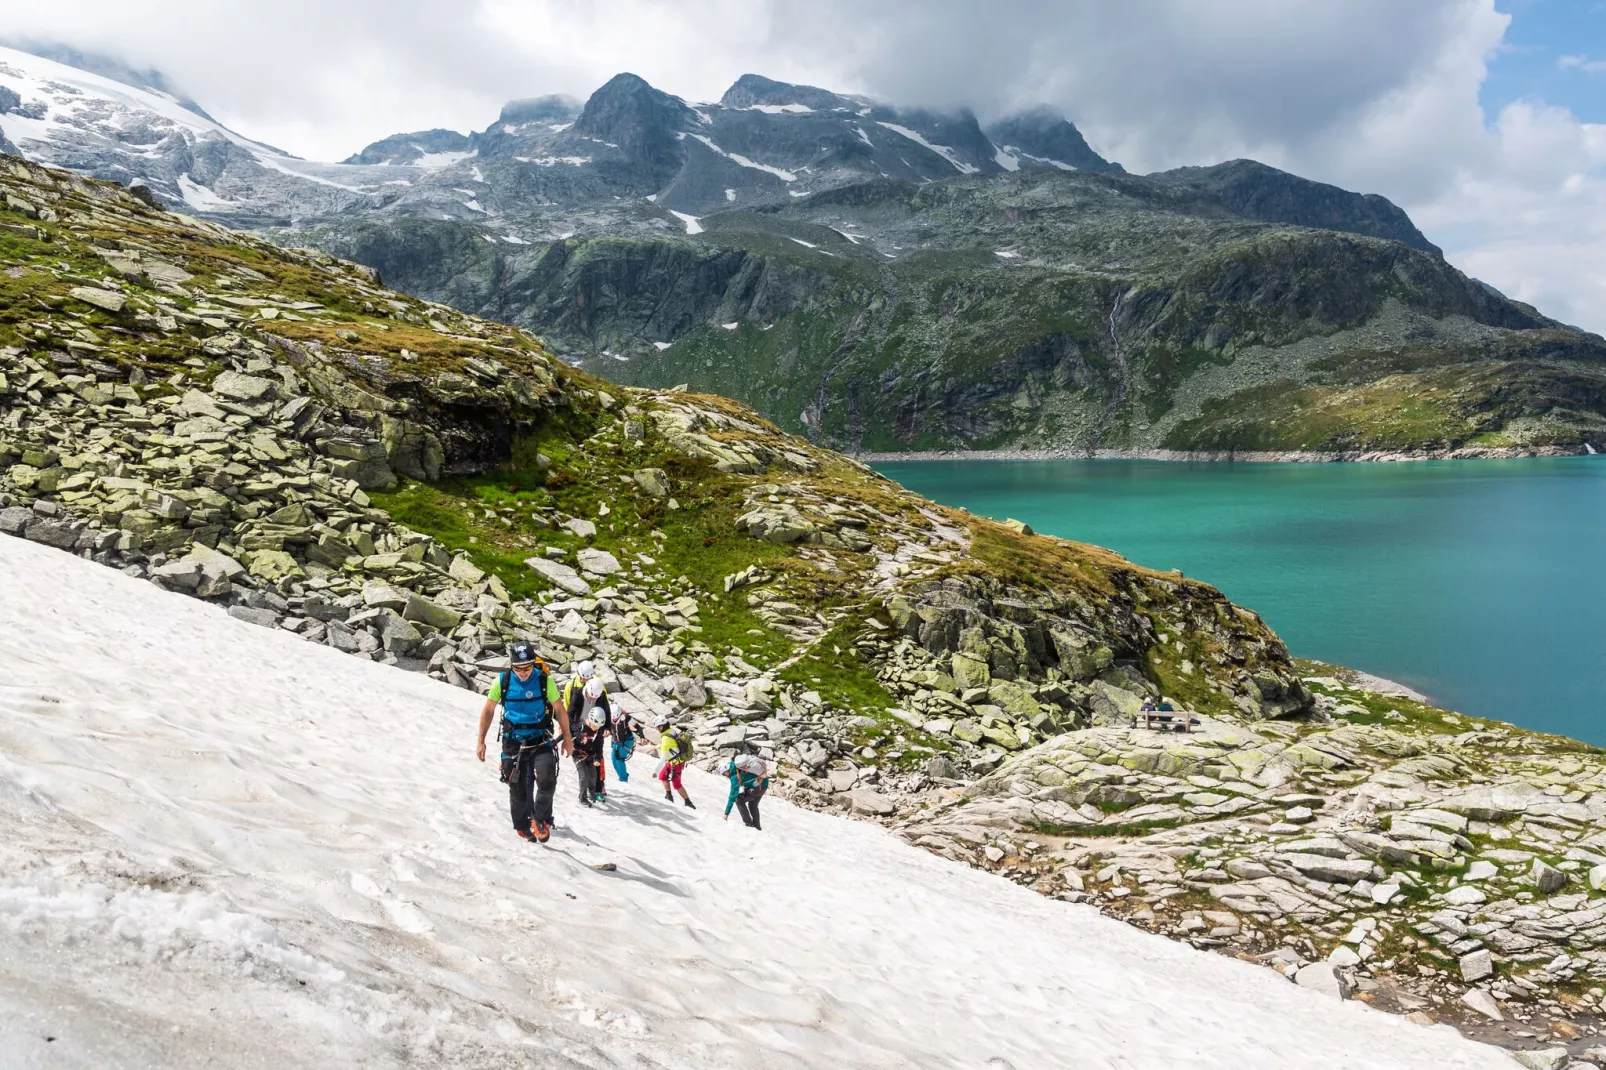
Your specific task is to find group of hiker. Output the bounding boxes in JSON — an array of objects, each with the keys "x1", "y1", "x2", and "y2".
[{"x1": 474, "y1": 642, "x2": 770, "y2": 843}]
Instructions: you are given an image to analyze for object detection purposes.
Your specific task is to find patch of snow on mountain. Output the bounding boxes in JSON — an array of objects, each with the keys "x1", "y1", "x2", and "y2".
[
  {"x1": 748, "y1": 103, "x2": 814, "y2": 114},
  {"x1": 515, "y1": 155, "x2": 592, "y2": 167},
  {"x1": 652, "y1": 341, "x2": 673, "y2": 350},
  {"x1": 0, "y1": 534, "x2": 1519, "y2": 1070},
  {"x1": 720, "y1": 321, "x2": 738, "y2": 329},
  {"x1": 175, "y1": 173, "x2": 235, "y2": 211},
  {"x1": 1008, "y1": 146, "x2": 1077, "y2": 171},
  {"x1": 502, "y1": 233, "x2": 528, "y2": 244},
  {"x1": 876, "y1": 122, "x2": 979, "y2": 174},
  {"x1": 832, "y1": 228, "x2": 864, "y2": 244},
  {"x1": 686, "y1": 133, "x2": 796, "y2": 181},
  {"x1": 993, "y1": 147, "x2": 1020, "y2": 172},
  {"x1": 462, "y1": 198, "x2": 485, "y2": 213},
  {"x1": 995, "y1": 250, "x2": 1021, "y2": 259},
  {"x1": 669, "y1": 210, "x2": 703, "y2": 234},
  {"x1": 725, "y1": 188, "x2": 737, "y2": 202},
  {"x1": 549, "y1": 122, "x2": 573, "y2": 132},
  {"x1": 412, "y1": 148, "x2": 474, "y2": 170},
  {"x1": 850, "y1": 123, "x2": 875, "y2": 148},
  {"x1": 470, "y1": 165, "x2": 485, "y2": 182},
  {"x1": 789, "y1": 237, "x2": 818, "y2": 248}
]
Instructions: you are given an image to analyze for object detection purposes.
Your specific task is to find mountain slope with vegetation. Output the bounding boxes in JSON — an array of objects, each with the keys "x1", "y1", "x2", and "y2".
[
  {"x1": 315, "y1": 164, "x2": 1606, "y2": 456},
  {"x1": 11, "y1": 156, "x2": 1606, "y2": 1054}
]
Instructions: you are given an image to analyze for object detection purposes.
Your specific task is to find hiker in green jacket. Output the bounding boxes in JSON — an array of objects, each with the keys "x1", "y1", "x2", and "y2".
[{"x1": 475, "y1": 641, "x2": 572, "y2": 843}]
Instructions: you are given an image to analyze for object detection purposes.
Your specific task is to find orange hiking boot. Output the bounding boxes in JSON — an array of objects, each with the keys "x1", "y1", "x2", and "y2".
[
  {"x1": 533, "y1": 820, "x2": 551, "y2": 843},
  {"x1": 516, "y1": 826, "x2": 537, "y2": 842}
]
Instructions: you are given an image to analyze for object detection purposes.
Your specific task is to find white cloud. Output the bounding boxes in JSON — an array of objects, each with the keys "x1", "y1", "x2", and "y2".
[
  {"x1": 3, "y1": 0, "x2": 1602, "y2": 332},
  {"x1": 1557, "y1": 54, "x2": 1606, "y2": 73}
]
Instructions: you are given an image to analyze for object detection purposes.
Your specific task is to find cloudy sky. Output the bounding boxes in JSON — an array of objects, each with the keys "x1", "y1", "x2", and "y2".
[{"x1": 5, "y1": 0, "x2": 1604, "y2": 331}]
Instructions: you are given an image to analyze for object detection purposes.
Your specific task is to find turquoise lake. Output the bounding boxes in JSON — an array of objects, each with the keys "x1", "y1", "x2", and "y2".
[{"x1": 874, "y1": 457, "x2": 1606, "y2": 744}]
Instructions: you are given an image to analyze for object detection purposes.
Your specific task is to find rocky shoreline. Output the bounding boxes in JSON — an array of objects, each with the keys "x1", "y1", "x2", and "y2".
[{"x1": 857, "y1": 445, "x2": 1599, "y2": 465}]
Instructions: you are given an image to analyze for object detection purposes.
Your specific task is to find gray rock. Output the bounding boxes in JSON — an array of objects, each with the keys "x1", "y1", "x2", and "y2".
[
  {"x1": 402, "y1": 592, "x2": 462, "y2": 630},
  {"x1": 1293, "y1": 962, "x2": 1353, "y2": 999},
  {"x1": 68, "y1": 286, "x2": 126, "y2": 313},
  {"x1": 848, "y1": 789, "x2": 896, "y2": 816},
  {"x1": 1510, "y1": 1050, "x2": 1569, "y2": 1070},
  {"x1": 23, "y1": 519, "x2": 78, "y2": 549},
  {"x1": 1459, "y1": 948, "x2": 1494, "y2": 983},
  {"x1": 362, "y1": 584, "x2": 411, "y2": 610},
  {"x1": 828, "y1": 765, "x2": 860, "y2": 793},
  {"x1": 1532, "y1": 858, "x2": 1567, "y2": 894},
  {"x1": 633, "y1": 468, "x2": 671, "y2": 499},
  {"x1": 797, "y1": 740, "x2": 830, "y2": 771},
  {"x1": 374, "y1": 609, "x2": 422, "y2": 654},
  {"x1": 0, "y1": 506, "x2": 32, "y2": 535},
  {"x1": 228, "y1": 606, "x2": 281, "y2": 628},
  {"x1": 525, "y1": 556, "x2": 591, "y2": 595},
  {"x1": 1281, "y1": 853, "x2": 1377, "y2": 884},
  {"x1": 563, "y1": 517, "x2": 597, "y2": 538},
  {"x1": 149, "y1": 558, "x2": 205, "y2": 590},
  {"x1": 1459, "y1": 987, "x2": 1503, "y2": 1021},
  {"x1": 325, "y1": 619, "x2": 363, "y2": 653},
  {"x1": 448, "y1": 555, "x2": 486, "y2": 585},
  {"x1": 577, "y1": 547, "x2": 621, "y2": 575},
  {"x1": 212, "y1": 371, "x2": 276, "y2": 401},
  {"x1": 669, "y1": 675, "x2": 708, "y2": 708},
  {"x1": 551, "y1": 609, "x2": 591, "y2": 646}
]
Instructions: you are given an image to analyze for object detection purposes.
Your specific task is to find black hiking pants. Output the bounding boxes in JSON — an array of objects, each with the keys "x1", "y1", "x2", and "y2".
[
  {"x1": 736, "y1": 784, "x2": 767, "y2": 829},
  {"x1": 507, "y1": 744, "x2": 558, "y2": 830},
  {"x1": 575, "y1": 756, "x2": 602, "y2": 803}
]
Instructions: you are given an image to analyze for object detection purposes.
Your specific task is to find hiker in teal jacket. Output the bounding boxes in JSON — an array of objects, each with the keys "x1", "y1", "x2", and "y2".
[{"x1": 722, "y1": 754, "x2": 770, "y2": 830}]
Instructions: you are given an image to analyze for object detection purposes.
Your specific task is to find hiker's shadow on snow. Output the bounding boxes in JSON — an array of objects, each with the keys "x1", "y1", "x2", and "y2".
[{"x1": 601, "y1": 792, "x2": 701, "y2": 838}]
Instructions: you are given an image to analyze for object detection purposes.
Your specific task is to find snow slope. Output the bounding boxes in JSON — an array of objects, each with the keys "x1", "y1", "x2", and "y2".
[
  {"x1": 0, "y1": 46, "x2": 399, "y2": 219},
  {"x1": 0, "y1": 534, "x2": 1514, "y2": 1069}
]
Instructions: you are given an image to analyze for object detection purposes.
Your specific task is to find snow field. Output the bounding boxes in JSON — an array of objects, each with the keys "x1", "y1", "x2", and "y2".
[{"x1": 0, "y1": 535, "x2": 1516, "y2": 1069}]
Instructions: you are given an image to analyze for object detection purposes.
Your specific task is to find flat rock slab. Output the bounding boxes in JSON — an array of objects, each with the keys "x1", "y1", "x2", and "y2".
[
  {"x1": 577, "y1": 548, "x2": 621, "y2": 576},
  {"x1": 525, "y1": 556, "x2": 592, "y2": 595}
]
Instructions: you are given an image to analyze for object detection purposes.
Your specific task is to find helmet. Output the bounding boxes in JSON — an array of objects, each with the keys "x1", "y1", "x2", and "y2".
[
  {"x1": 574, "y1": 660, "x2": 596, "y2": 680},
  {"x1": 584, "y1": 707, "x2": 607, "y2": 729},
  {"x1": 510, "y1": 641, "x2": 536, "y2": 667},
  {"x1": 583, "y1": 678, "x2": 605, "y2": 701},
  {"x1": 654, "y1": 715, "x2": 671, "y2": 730},
  {"x1": 720, "y1": 760, "x2": 736, "y2": 776}
]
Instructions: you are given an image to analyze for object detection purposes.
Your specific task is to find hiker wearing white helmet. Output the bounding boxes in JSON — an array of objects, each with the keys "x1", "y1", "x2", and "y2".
[
  {"x1": 608, "y1": 698, "x2": 646, "y2": 783},
  {"x1": 570, "y1": 674, "x2": 612, "y2": 806},
  {"x1": 722, "y1": 754, "x2": 771, "y2": 829},
  {"x1": 560, "y1": 660, "x2": 599, "y2": 715},
  {"x1": 656, "y1": 716, "x2": 695, "y2": 808}
]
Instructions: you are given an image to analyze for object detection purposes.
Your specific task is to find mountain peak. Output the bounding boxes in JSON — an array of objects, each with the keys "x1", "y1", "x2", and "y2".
[
  {"x1": 572, "y1": 72, "x2": 695, "y2": 185},
  {"x1": 986, "y1": 107, "x2": 1121, "y2": 173},
  {"x1": 497, "y1": 94, "x2": 582, "y2": 127},
  {"x1": 1151, "y1": 158, "x2": 1439, "y2": 254},
  {"x1": 719, "y1": 74, "x2": 857, "y2": 112}
]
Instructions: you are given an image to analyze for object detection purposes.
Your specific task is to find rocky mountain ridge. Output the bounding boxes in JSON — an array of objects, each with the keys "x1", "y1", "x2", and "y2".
[
  {"x1": 11, "y1": 44, "x2": 1598, "y2": 457},
  {"x1": 6, "y1": 155, "x2": 1606, "y2": 1061}
]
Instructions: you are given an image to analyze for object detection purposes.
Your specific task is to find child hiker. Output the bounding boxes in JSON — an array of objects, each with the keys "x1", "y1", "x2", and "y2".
[{"x1": 655, "y1": 715, "x2": 695, "y2": 808}]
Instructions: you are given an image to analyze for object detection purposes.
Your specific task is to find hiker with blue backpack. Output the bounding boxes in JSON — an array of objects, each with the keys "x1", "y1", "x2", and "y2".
[{"x1": 475, "y1": 640, "x2": 573, "y2": 843}]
